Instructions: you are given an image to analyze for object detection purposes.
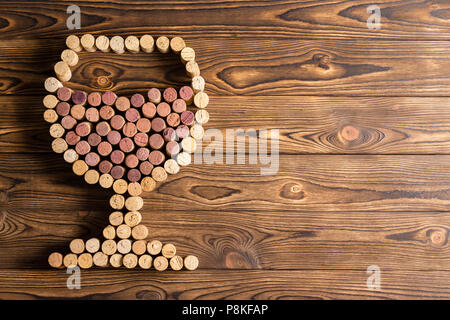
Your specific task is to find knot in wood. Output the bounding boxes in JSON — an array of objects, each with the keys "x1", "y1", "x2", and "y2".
[
  {"x1": 430, "y1": 229, "x2": 447, "y2": 246},
  {"x1": 96, "y1": 75, "x2": 111, "y2": 87},
  {"x1": 340, "y1": 125, "x2": 360, "y2": 142}
]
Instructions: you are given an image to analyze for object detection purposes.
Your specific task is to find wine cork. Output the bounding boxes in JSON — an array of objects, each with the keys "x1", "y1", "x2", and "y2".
[
  {"x1": 186, "y1": 60, "x2": 200, "y2": 77},
  {"x1": 84, "y1": 169, "x2": 99, "y2": 184},
  {"x1": 156, "y1": 36, "x2": 170, "y2": 53},
  {"x1": 85, "y1": 107, "x2": 100, "y2": 122},
  {"x1": 116, "y1": 224, "x2": 132, "y2": 239},
  {"x1": 107, "y1": 130, "x2": 122, "y2": 146},
  {"x1": 181, "y1": 137, "x2": 197, "y2": 153},
  {"x1": 110, "y1": 150, "x2": 125, "y2": 164},
  {"x1": 48, "y1": 252, "x2": 63, "y2": 268},
  {"x1": 49, "y1": 123, "x2": 65, "y2": 138},
  {"x1": 177, "y1": 125, "x2": 192, "y2": 141},
  {"x1": 110, "y1": 36, "x2": 125, "y2": 53},
  {"x1": 70, "y1": 238, "x2": 85, "y2": 254},
  {"x1": 63, "y1": 149, "x2": 79, "y2": 163},
  {"x1": 147, "y1": 240, "x2": 162, "y2": 255},
  {"x1": 116, "y1": 96, "x2": 130, "y2": 112},
  {"x1": 131, "y1": 224, "x2": 148, "y2": 240},
  {"x1": 195, "y1": 109, "x2": 210, "y2": 124},
  {"x1": 125, "y1": 108, "x2": 140, "y2": 122},
  {"x1": 117, "y1": 239, "x2": 132, "y2": 254},
  {"x1": 63, "y1": 253, "x2": 78, "y2": 268},
  {"x1": 103, "y1": 225, "x2": 116, "y2": 240},
  {"x1": 172, "y1": 99, "x2": 187, "y2": 113},
  {"x1": 123, "y1": 253, "x2": 138, "y2": 269},
  {"x1": 177, "y1": 152, "x2": 191, "y2": 166},
  {"x1": 139, "y1": 254, "x2": 153, "y2": 269},
  {"x1": 109, "y1": 211, "x2": 124, "y2": 226},
  {"x1": 111, "y1": 165, "x2": 125, "y2": 179},
  {"x1": 161, "y1": 243, "x2": 176, "y2": 258},
  {"x1": 102, "y1": 91, "x2": 117, "y2": 106},
  {"x1": 179, "y1": 86, "x2": 194, "y2": 105},
  {"x1": 136, "y1": 119, "x2": 151, "y2": 134},
  {"x1": 72, "y1": 90, "x2": 87, "y2": 105},
  {"x1": 125, "y1": 35, "x2": 140, "y2": 53},
  {"x1": 66, "y1": 35, "x2": 82, "y2": 52},
  {"x1": 180, "y1": 47, "x2": 195, "y2": 64},
  {"x1": 131, "y1": 93, "x2": 145, "y2": 108},
  {"x1": 81, "y1": 34, "x2": 96, "y2": 52},
  {"x1": 180, "y1": 110, "x2": 194, "y2": 126},
  {"x1": 70, "y1": 104, "x2": 85, "y2": 120},
  {"x1": 100, "y1": 105, "x2": 115, "y2": 120},
  {"x1": 119, "y1": 137, "x2": 135, "y2": 153},
  {"x1": 194, "y1": 92, "x2": 209, "y2": 109},
  {"x1": 96, "y1": 121, "x2": 111, "y2": 137},
  {"x1": 88, "y1": 92, "x2": 102, "y2": 107},
  {"x1": 147, "y1": 89, "x2": 161, "y2": 104},
  {"x1": 72, "y1": 159, "x2": 88, "y2": 176},
  {"x1": 43, "y1": 109, "x2": 58, "y2": 123},
  {"x1": 166, "y1": 141, "x2": 180, "y2": 156},
  {"x1": 153, "y1": 256, "x2": 168, "y2": 271},
  {"x1": 170, "y1": 36, "x2": 185, "y2": 54},
  {"x1": 125, "y1": 154, "x2": 139, "y2": 168},
  {"x1": 75, "y1": 140, "x2": 90, "y2": 155},
  {"x1": 126, "y1": 169, "x2": 141, "y2": 183},
  {"x1": 164, "y1": 159, "x2": 180, "y2": 175},
  {"x1": 184, "y1": 255, "x2": 199, "y2": 271},
  {"x1": 157, "y1": 102, "x2": 171, "y2": 117},
  {"x1": 65, "y1": 131, "x2": 80, "y2": 146},
  {"x1": 43, "y1": 94, "x2": 59, "y2": 109},
  {"x1": 56, "y1": 101, "x2": 70, "y2": 116},
  {"x1": 111, "y1": 115, "x2": 126, "y2": 130},
  {"x1": 61, "y1": 49, "x2": 79, "y2": 67},
  {"x1": 78, "y1": 253, "x2": 93, "y2": 269},
  {"x1": 99, "y1": 161, "x2": 112, "y2": 175},
  {"x1": 132, "y1": 240, "x2": 147, "y2": 255},
  {"x1": 61, "y1": 115, "x2": 77, "y2": 129},
  {"x1": 85, "y1": 152, "x2": 100, "y2": 166},
  {"x1": 125, "y1": 196, "x2": 144, "y2": 211},
  {"x1": 192, "y1": 76, "x2": 206, "y2": 93},
  {"x1": 57, "y1": 87, "x2": 72, "y2": 103},
  {"x1": 151, "y1": 117, "x2": 166, "y2": 133},
  {"x1": 44, "y1": 77, "x2": 63, "y2": 93},
  {"x1": 112, "y1": 179, "x2": 128, "y2": 194},
  {"x1": 95, "y1": 35, "x2": 110, "y2": 52},
  {"x1": 141, "y1": 176, "x2": 156, "y2": 192},
  {"x1": 127, "y1": 182, "x2": 142, "y2": 196},
  {"x1": 190, "y1": 124, "x2": 204, "y2": 140},
  {"x1": 75, "y1": 121, "x2": 92, "y2": 137},
  {"x1": 140, "y1": 34, "x2": 154, "y2": 53},
  {"x1": 139, "y1": 161, "x2": 153, "y2": 176},
  {"x1": 102, "y1": 239, "x2": 117, "y2": 255},
  {"x1": 149, "y1": 133, "x2": 164, "y2": 150},
  {"x1": 99, "y1": 173, "x2": 114, "y2": 188},
  {"x1": 163, "y1": 127, "x2": 177, "y2": 141},
  {"x1": 166, "y1": 113, "x2": 180, "y2": 127},
  {"x1": 110, "y1": 194, "x2": 125, "y2": 210},
  {"x1": 52, "y1": 138, "x2": 68, "y2": 154},
  {"x1": 151, "y1": 166, "x2": 168, "y2": 182},
  {"x1": 123, "y1": 122, "x2": 137, "y2": 137},
  {"x1": 54, "y1": 61, "x2": 71, "y2": 82},
  {"x1": 85, "y1": 238, "x2": 101, "y2": 253},
  {"x1": 163, "y1": 88, "x2": 177, "y2": 104},
  {"x1": 170, "y1": 255, "x2": 184, "y2": 271},
  {"x1": 109, "y1": 253, "x2": 123, "y2": 267},
  {"x1": 93, "y1": 252, "x2": 109, "y2": 267}
]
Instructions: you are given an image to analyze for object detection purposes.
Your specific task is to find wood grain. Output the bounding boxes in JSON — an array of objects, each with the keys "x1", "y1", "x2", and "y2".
[
  {"x1": 0, "y1": 1, "x2": 450, "y2": 40},
  {"x1": 2, "y1": 39, "x2": 450, "y2": 96}
]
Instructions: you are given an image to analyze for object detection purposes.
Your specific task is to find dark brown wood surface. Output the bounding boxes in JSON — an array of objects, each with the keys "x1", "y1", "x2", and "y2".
[{"x1": 1, "y1": 0, "x2": 450, "y2": 299}]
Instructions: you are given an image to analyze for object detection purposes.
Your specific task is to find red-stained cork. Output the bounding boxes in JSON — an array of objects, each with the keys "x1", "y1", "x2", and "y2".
[
  {"x1": 96, "y1": 121, "x2": 111, "y2": 136},
  {"x1": 131, "y1": 93, "x2": 145, "y2": 108},
  {"x1": 88, "y1": 92, "x2": 102, "y2": 107},
  {"x1": 123, "y1": 122, "x2": 137, "y2": 137},
  {"x1": 85, "y1": 108, "x2": 100, "y2": 122},
  {"x1": 136, "y1": 148, "x2": 150, "y2": 161},
  {"x1": 125, "y1": 108, "x2": 140, "y2": 123},
  {"x1": 72, "y1": 91, "x2": 87, "y2": 106},
  {"x1": 65, "y1": 131, "x2": 80, "y2": 145},
  {"x1": 110, "y1": 150, "x2": 125, "y2": 164},
  {"x1": 151, "y1": 117, "x2": 166, "y2": 132},
  {"x1": 147, "y1": 88, "x2": 161, "y2": 104},
  {"x1": 57, "y1": 87, "x2": 72, "y2": 101},
  {"x1": 87, "y1": 133, "x2": 102, "y2": 147},
  {"x1": 149, "y1": 134, "x2": 164, "y2": 150},
  {"x1": 142, "y1": 102, "x2": 157, "y2": 119},
  {"x1": 61, "y1": 115, "x2": 77, "y2": 130},
  {"x1": 149, "y1": 150, "x2": 165, "y2": 165},
  {"x1": 136, "y1": 118, "x2": 151, "y2": 133},
  {"x1": 98, "y1": 141, "x2": 113, "y2": 156},
  {"x1": 166, "y1": 113, "x2": 180, "y2": 127},
  {"x1": 100, "y1": 105, "x2": 115, "y2": 120},
  {"x1": 176, "y1": 125, "x2": 190, "y2": 139},
  {"x1": 172, "y1": 99, "x2": 187, "y2": 113},
  {"x1": 56, "y1": 102, "x2": 70, "y2": 116},
  {"x1": 85, "y1": 152, "x2": 100, "y2": 166},
  {"x1": 125, "y1": 154, "x2": 139, "y2": 168},
  {"x1": 75, "y1": 140, "x2": 91, "y2": 155},
  {"x1": 115, "y1": 96, "x2": 131, "y2": 112},
  {"x1": 157, "y1": 102, "x2": 171, "y2": 117},
  {"x1": 102, "y1": 91, "x2": 117, "y2": 105},
  {"x1": 111, "y1": 165, "x2": 125, "y2": 179},
  {"x1": 127, "y1": 168, "x2": 141, "y2": 182},
  {"x1": 166, "y1": 141, "x2": 180, "y2": 156},
  {"x1": 134, "y1": 132, "x2": 149, "y2": 147},
  {"x1": 119, "y1": 137, "x2": 135, "y2": 153},
  {"x1": 110, "y1": 115, "x2": 125, "y2": 130},
  {"x1": 163, "y1": 127, "x2": 177, "y2": 141},
  {"x1": 107, "y1": 130, "x2": 121, "y2": 145},
  {"x1": 139, "y1": 161, "x2": 153, "y2": 175},
  {"x1": 99, "y1": 160, "x2": 113, "y2": 174},
  {"x1": 75, "y1": 122, "x2": 92, "y2": 137},
  {"x1": 163, "y1": 88, "x2": 177, "y2": 103},
  {"x1": 70, "y1": 104, "x2": 85, "y2": 120},
  {"x1": 180, "y1": 111, "x2": 194, "y2": 126},
  {"x1": 179, "y1": 86, "x2": 194, "y2": 104}
]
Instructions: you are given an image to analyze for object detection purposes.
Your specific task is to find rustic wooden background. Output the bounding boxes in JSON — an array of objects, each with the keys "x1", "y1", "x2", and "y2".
[{"x1": 1, "y1": 0, "x2": 450, "y2": 299}]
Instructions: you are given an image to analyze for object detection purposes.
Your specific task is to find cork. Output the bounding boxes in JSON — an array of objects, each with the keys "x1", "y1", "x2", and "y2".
[
  {"x1": 192, "y1": 76, "x2": 206, "y2": 94},
  {"x1": 63, "y1": 253, "x2": 78, "y2": 268},
  {"x1": 96, "y1": 121, "x2": 111, "y2": 137},
  {"x1": 195, "y1": 109, "x2": 210, "y2": 124},
  {"x1": 151, "y1": 117, "x2": 166, "y2": 133},
  {"x1": 65, "y1": 131, "x2": 80, "y2": 146},
  {"x1": 147, "y1": 240, "x2": 162, "y2": 255},
  {"x1": 125, "y1": 35, "x2": 140, "y2": 53},
  {"x1": 116, "y1": 224, "x2": 132, "y2": 239},
  {"x1": 102, "y1": 91, "x2": 118, "y2": 106},
  {"x1": 131, "y1": 93, "x2": 145, "y2": 108},
  {"x1": 61, "y1": 49, "x2": 79, "y2": 67},
  {"x1": 93, "y1": 252, "x2": 109, "y2": 267},
  {"x1": 170, "y1": 36, "x2": 185, "y2": 54},
  {"x1": 119, "y1": 137, "x2": 135, "y2": 153},
  {"x1": 61, "y1": 115, "x2": 77, "y2": 129},
  {"x1": 111, "y1": 115, "x2": 126, "y2": 130},
  {"x1": 123, "y1": 122, "x2": 137, "y2": 137},
  {"x1": 107, "y1": 130, "x2": 122, "y2": 145},
  {"x1": 172, "y1": 99, "x2": 187, "y2": 113},
  {"x1": 48, "y1": 252, "x2": 63, "y2": 268},
  {"x1": 110, "y1": 36, "x2": 125, "y2": 54},
  {"x1": 149, "y1": 133, "x2": 164, "y2": 150},
  {"x1": 85, "y1": 238, "x2": 101, "y2": 254},
  {"x1": 43, "y1": 109, "x2": 58, "y2": 123},
  {"x1": 72, "y1": 91, "x2": 87, "y2": 106},
  {"x1": 103, "y1": 225, "x2": 116, "y2": 240},
  {"x1": 110, "y1": 165, "x2": 125, "y2": 179},
  {"x1": 117, "y1": 239, "x2": 132, "y2": 254},
  {"x1": 44, "y1": 77, "x2": 63, "y2": 93},
  {"x1": 140, "y1": 35, "x2": 154, "y2": 53},
  {"x1": 163, "y1": 88, "x2": 177, "y2": 104},
  {"x1": 166, "y1": 113, "x2": 180, "y2": 127},
  {"x1": 138, "y1": 254, "x2": 153, "y2": 269},
  {"x1": 54, "y1": 61, "x2": 72, "y2": 82},
  {"x1": 109, "y1": 253, "x2": 123, "y2": 267},
  {"x1": 136, "y1": 118, "x2": 151, "y2": 133},
  {"x1": 179, "y1": 86, "x2": 194, "y2": 105},
  {"x1": 115, "y1": 96, "x2": 131, "y2": 112},
  {"x1": 57, "y1": 87, "x2": 72, "y2": 102},
  {"x1": 84, "y1": 169, "x2": 100, "y2": 184},
  {"x1": 127, "y1": 169, "x2": 140, "y2": 182},
  {"x1": 125, "y1": 196, "x2": 144, "y2": 211},
  {"x1": 113, "y1": 179, "x2": 128, "y2": 194},
  {"x1": 95, "y1": 35, "x2": 110, "y2": 52},
  {"x1": 75, "y1": 121, "x2": 92, "y2": 137},
  {"x1": 170, "y1": 255, "x2": 184, "y2": 271},
  {"x1": 125, "y1": 154, "x2": 139, "y2": 168},
  {"x1": 186, "y1": 60, "x2": 200, "y2": 77},
  {"x1": 131, "y1": 224, "x2": 148, "y2": 240},
  {"x1": 49, "y1": 123, "x2": 65, "y2": 138},
  {"x1": 177, "y1": 152, "x2": 191, "y2": 166},
  {"x1": 134, "y1": 133, "x2": 149, "y2": 149},
  {"x1": 132, "y1": 240, "x2": 147, "y2": 255},
  {"x1": 152, "y1": 166, "x2": 168, "y2": 182},
  {"x1": 125, "y1": 108, "x2": 140, "y2": 122},
  {"x1": 190, "y1": 124, "x2": 204, "y2": 140},
  {"x1": 161, "y1": 243, "x2": 176, "y2": 258},
  {"x1": 88, "y1": 92, "x2": 102, "y2": 107},
  {"x1": 80, "y1": 34, "x2": 96, "y2": 52},
  {"x1": 163, "y1": 127, "x2": 177, "y2": 141},
  {"x1": 110, "y1": 150, "x2": 125, "y2": 164},
  {"x1": 156, "y1": 36, "x2": 170, "y2": 53},
  {"x1": 157, "y1": 102, "x2": 171, "y2": 117},
  {"x1": 139, "y1": 161, "x2": 153, "y2": 176},
  {"x1": 123, "y1": 253, "x2": 138, "y2": 269},
  {"x1": 149, "y1": 150, "x2": 165, "y2": 165},
  {"x1": 194, "y1": 92, "x2": 209, "y2": 109},
  {"x1": 63, "y1": 149, "x2": 79, "y2": 163},
  {"x1": 102, "y1": 239, "x2": 117, "y2": 255},
  {"x1": 43, "y1": 94, "x2": 59, "y2": 109},
  {"x1": 109, "y1": 211, "x2": 124, "y2": 226},
  {"x1": 56, "y1": 101, "x2": 70, "y2": 116},
  {"x1": 176, "y1": 124, "x2": 190, "y2": 138},
  {"x1": 66, "y1": 35, "x2": 82, "y2": 52},
  {"x1": 100, "y1": 105, "x2": 115, "y2": 121},
  {"x1": 99, "y1": 160, "x2": 113, "y2": 173},
  {"x1": 51, "y1": 138, "x2": 68, "y2": 154},
  {"x1": 85, "y1": 152, "x2": 100, "y2": 166},
  {"x1": 127, "y1": 182, "x2": 142, "y2": 196},
  {"x1": 180, "y1": 110, "x2": 194, "y2": 126},
  {"x1": 166, "y1": 141, "x2": 180, "y2": 156},
  {"x1": 70, "y1": 238, "x2": 85, "y2": 254},
  {"x1": 72, "y1": 159, "x2": 89, "y2": 176},
  {"x1": 153, "y1": 256, "x2": 168, "y2": 271},
  {"x1": 78, "y1": 253, "x2": 93, "y2": 269},
  {"x1": 184, "y1": 255, "x2": 199, "y2": 271},
  {"x1": 164, "y1": 159, "x2": 180, "y2": 175},
  {"x1": 75, "y1": 140, "x2": 90, "y2": 155},
  {"x1": 70, "y1": 104, "x2": 85, "y2": 120},
  {"x1": 89, "y1": 133, "x2": 104, "y2": 147},
  {"x1": 147, "y1": 89, "x2": 161, "y2": 104},
  {"x1": 86, "y1": 107, "x2": 100, "y2": 122},
  {"x1": 141, "y1": 176, "x2": 156, "y2": 192},
  {"x1": 99, "y1": 173, "x2": 114, "y2": 189},
  {"x1": 110, "y1": 194, "x2": 125, "y2": 210},
  {"x1": 181, "y1": 137, "x2": 197, "y2": 153},
  {"x1": 180, "y1": 47, "x2": 195, "y2": 64}
]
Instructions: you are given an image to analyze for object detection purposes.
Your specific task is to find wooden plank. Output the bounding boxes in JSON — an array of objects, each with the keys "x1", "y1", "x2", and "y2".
[
  {"x1": 3, "y1": 95, "x2": 450, "y2": 154},
  {"x1": 0, "y1": 269, "x2": 449, "y2": 299},
  {"x1": 0, "y1": 1, "x2": 450, "y2": 40},
  {"x1": 2, "y1": 153, "x2": 450, "y2": 212},
  {"x1": 1, "y1": 39, "x2": 450, "y2": 96},
  {"x1": 1, "y1": 208, "x2": 450, "y2": 271}
]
